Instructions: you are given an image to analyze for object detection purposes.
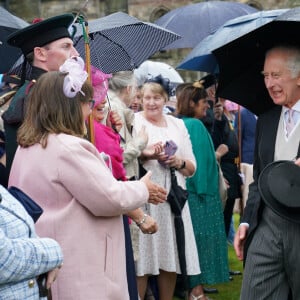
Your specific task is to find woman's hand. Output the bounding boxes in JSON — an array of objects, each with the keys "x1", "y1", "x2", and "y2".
[
  {"x1": 46, "y1": 265, "x2": 62, "y2": 289},
  {"x1": 106, "y1": 110, "x2": 123, "y2": 132},
  {"x1": 141, "y1": 141, "x2": 164, "y2": 160},
  {"x1": 139, "y1": 215, "x2": 158, "y2": 234},
  {"x1": 140, "y1": 171, "x2": 167, "y2": 204},
  {"x1": 162, "y1": 155, "x2": 183, "y2": 169},
  {"x1": 216, "y1": 144, "x2": 229, "y2": 161},
  {"x1": 128, "y1": 209, "x2": 158, "y2": 234}
]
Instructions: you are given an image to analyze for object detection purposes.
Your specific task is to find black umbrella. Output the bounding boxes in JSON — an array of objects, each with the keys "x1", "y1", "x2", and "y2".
[
  {"x1": 167, "y1": 167, "x2": 189, "y2": 289},
  {"x1": 212, "y1": 7, "x2": 300, "y2": 115},
  {"x1": 0, "y1": 7, "x2": 29, "y2": 73},
  {"x1": 73, "y1": 12, "x2": 180, "y2": 73}
]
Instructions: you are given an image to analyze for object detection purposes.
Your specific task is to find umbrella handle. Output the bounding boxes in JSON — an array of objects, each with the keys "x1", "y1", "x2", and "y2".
[{"x1": 77, "y1": 15, "x2": 95, "y2": 145}]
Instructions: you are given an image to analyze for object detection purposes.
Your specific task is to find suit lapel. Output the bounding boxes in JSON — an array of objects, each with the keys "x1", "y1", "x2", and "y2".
[{"x1": 258, "y1": 106, "x2": 282, "y2": 166}]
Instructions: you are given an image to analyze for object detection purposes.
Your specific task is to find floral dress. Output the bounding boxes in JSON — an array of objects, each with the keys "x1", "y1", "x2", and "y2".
[{"x1": 133, "y1": 112, "x2": 200, "y2": 276}]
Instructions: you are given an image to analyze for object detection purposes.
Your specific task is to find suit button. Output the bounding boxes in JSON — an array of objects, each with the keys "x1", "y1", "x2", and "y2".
[{"x1": 28, "y1": 279, "x2": 35, "y2": 288}]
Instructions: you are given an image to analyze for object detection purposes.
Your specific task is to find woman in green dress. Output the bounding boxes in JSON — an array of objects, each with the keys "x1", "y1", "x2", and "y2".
[{"x1": 176, "y1": 82, "x2": 229, "y2": 300}]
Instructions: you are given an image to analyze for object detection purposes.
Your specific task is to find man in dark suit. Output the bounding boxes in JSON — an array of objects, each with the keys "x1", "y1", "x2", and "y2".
[{"x1": 234, "y1": 45, "x2": 300, "y2": 299}]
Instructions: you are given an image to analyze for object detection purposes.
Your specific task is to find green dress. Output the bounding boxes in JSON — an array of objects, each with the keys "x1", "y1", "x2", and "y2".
[{"x1": 183, "y1": 117, "x2": 229, "y2": 286}]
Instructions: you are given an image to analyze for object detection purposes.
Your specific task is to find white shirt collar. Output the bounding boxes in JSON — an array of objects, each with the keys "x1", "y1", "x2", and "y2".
[{"x1": 282, "y1": 99, "x2": 300, "y2": 114}]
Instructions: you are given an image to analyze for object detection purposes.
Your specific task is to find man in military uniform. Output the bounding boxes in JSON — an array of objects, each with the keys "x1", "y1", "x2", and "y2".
[{"x1": 2, "y1": 13, "x2": 79, "y2": 177}]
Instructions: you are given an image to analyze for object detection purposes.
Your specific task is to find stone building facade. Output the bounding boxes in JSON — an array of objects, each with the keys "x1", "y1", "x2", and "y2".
[
  {"x1": 1, "y1": 0, "x2": 300, "y2": 80},
  {"x1": 2, "y1": 0, "x2": 299, "y2": 24}
]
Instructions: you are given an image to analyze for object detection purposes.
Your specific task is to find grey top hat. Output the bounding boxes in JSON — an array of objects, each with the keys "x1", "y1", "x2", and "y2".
[{"x1": 258, "y1": 160, "x2": 300, "y2": 223}]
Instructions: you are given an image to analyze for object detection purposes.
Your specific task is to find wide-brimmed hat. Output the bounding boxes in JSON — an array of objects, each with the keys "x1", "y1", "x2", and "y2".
[
  {"x1": 258, "y1": 160, "x2": 300, "y2": 223},
  {"x1": 7, "y1": 14, "x2": 74, "y2": 55}
]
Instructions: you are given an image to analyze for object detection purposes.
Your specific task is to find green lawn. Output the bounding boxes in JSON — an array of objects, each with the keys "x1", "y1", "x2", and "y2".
[
  {"x1": 203, "y1": 245, "x2": 243, "y2": 300},
  {"x1": 174, "y1": 213, "x2": 243, "y2": 300}
]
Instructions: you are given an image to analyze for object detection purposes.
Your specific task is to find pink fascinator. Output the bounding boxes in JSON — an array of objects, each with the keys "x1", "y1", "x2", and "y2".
[
  {"x1": 90, "y1": 65, "x2": 112, "y2": 107},
  {"x1": 59, "y1": 56, "x2": 88, "y2": 98}
]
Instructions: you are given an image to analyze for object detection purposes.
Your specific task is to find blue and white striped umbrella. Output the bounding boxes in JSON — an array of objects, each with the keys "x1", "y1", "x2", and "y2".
[{"x1": 73, "y1": 12, "x2": 180, "y2": 74}]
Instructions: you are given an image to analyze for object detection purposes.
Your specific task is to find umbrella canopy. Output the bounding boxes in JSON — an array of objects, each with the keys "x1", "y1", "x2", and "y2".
[
  {"x1": 134, "y1": 60, "x2": 183, "y2": 86},
  {"x1": 73, "y1": 12, "x2": 180, "y2": 74},
  {"x1": 177, "y1": 9, "x2": 288, "y2": 74},
  {"x1": 212, "y1": 7, "x2": 300, "y2": 116},
  {"x1": 154, "y1": 1, "x2": 257, "y2": 50},
  {"x1": 0, "y1": 7, "x2": 29, "y2": 73}
]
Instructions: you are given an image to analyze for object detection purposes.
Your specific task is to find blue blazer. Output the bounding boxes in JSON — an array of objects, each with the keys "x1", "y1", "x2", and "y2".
[
  {"x1": 234, "y1": 108, "x2": 257, "y2": 164},
  {"x1": 0, "y1": 185, "x2": 63, "y2": 299}
]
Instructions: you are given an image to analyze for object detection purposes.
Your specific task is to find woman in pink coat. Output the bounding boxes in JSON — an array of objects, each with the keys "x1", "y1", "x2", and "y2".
[{"x1": 9, "y1": 58, "x2": 167, "y2": 300}]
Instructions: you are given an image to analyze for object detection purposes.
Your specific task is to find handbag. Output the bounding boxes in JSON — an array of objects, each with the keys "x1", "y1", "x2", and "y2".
[{"x1": 218, "y1": 163, "x2": 228, "y2": 208}]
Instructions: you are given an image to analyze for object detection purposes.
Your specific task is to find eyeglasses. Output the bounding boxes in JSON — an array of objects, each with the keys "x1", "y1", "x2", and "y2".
[{"x1": 88, "y1": 99, "x2": 95, "y2": 109}]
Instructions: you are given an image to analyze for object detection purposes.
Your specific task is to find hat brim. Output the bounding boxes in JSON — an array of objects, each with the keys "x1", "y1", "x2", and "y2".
[{"x1": 258, "y1": 160, "x2": 300, "y2": 223}]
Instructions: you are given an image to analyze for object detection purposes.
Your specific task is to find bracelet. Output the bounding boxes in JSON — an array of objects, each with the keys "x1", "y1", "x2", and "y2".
[
  {"x1": 136, "y1": 214, "x2": 148, "y2": 227},
  {"x1": 176, "y1": 160, "x2": 186, "y2": 170}
]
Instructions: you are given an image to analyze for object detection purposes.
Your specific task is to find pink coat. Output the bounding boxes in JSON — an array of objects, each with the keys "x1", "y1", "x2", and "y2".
[{"x1": 9, "y1": 133, "x2": 149, "y2": 300}]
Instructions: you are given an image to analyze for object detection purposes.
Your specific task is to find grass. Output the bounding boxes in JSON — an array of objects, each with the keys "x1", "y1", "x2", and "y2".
[
  {"x1": 203, "y1": 245, "x2": 243, "y2": 300},
  {"x1": 174, "y1": 213, "x2": 243, "y2": 300}
]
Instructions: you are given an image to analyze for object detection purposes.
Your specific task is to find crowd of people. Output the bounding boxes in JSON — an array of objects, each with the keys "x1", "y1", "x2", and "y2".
[{"x1": 0, "y1": 10, "x2": 300, "y2": 300}]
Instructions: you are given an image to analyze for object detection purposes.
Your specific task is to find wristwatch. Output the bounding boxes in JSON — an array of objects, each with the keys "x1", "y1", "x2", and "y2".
[{"x1": 176, "y1": 160, "x2": 186, "y2": 170}]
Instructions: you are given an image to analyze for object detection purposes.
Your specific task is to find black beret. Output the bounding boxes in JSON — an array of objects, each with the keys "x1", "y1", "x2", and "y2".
[
  {"x1": 200, "y1": 73, "x2": 218, "y2": 89},
  {"x1": 7, "y1": 14, "x2": 74, "y2": 55}
]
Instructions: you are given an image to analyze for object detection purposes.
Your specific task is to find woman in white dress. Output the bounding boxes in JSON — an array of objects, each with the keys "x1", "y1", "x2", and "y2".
[{"x1": 133, "y1": 77, "x2": 200, "y2": 300}]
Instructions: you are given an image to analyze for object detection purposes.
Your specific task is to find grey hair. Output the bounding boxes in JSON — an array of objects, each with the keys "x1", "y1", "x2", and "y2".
[
  {"x1": 267, "y1": 45, "x2": 300, "y2": 78},
  {"x1": 109, "y1": 70, "x2": 136, "y2": 91}
]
